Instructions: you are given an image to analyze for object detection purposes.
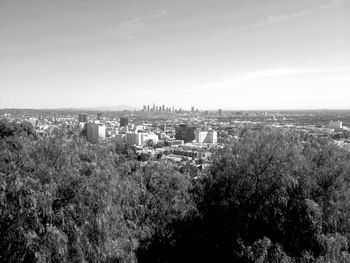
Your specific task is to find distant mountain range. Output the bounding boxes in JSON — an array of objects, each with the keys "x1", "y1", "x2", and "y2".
[
  {"x1": 52, "y1": 105, "x2": 139, "y2": 111},
  {"x1": 75, "y1": 105, "x2": 138, "y2": 111}
]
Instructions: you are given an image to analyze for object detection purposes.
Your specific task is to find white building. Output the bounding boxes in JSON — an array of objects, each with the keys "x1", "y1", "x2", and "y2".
[
  {"x1": 86, "y1": 123, "x2": 106, "y2": 143},
  {"x1": 125, "y1": 132, "x2": 159, "y2": 146},
  {"x1": 141, "y1": 133, "x2": 159, "y2": 146},
  {"x1": 328, "y1": 120, "x2": 343, "y2": 130},
  {"x1": 195, "y1": 129, "x2": 217, "y2": 144}
]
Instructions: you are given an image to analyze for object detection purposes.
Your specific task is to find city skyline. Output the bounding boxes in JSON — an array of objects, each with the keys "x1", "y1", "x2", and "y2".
[{"x1": 1, "y1": 0, "x2": 349, "y2": 110}]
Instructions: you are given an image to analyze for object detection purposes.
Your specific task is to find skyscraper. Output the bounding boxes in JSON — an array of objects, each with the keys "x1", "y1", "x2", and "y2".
[
  {"x1": 78, "y1": 113, "x2": 87, "y2": 123},
  {"x1": 86, "y1": 123, "x2": 106, "y2": 143}
]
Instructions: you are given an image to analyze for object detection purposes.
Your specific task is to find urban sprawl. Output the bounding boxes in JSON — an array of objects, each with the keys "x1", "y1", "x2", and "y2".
[{"x1": 2, "y1": 107, "x2": 350, "y2": 168}]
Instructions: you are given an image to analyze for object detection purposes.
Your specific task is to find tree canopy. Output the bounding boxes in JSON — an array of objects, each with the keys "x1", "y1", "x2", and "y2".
[{"x1": 1, "y1": 121, "x2": 350, "y2": 262}]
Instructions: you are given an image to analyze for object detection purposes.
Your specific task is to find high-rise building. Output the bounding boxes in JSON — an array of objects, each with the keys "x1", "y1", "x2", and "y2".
[
  {"x1": 147, "y1": 105, "x2": 150, "y2": 112},
  {"x1": 218, "y1": 109, "x2": 223, "y2": 116},
  {"x1": 195, "y1": 129, "x2": 217, "y2": 144},
  {"x1": 191, "y1": 106, "x2": 195, "y2": 113},
  {"x1": 120, "y1": 117, "x2": 128, "y2": 127},
  {"x1": 78, "y1": 113, "x2": 88, "y2": 123},
  {"x1": 162, "y1": 105, "x2": 165, "y2": 111},
  {"x1": 97, "y1": 112, "x2": 102, "y2": 120},
  {"x1": 86, "y1": 123, "x2": 106, "y2": 143},
  {"x1": 126, "y1": 132, "x2": 142, "y2": 146}
]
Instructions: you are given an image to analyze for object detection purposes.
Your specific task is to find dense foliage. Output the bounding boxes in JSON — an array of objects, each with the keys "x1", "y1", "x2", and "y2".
[
  {"x1": 175, "y1": 125, "x2": 195, "y2": 143},
  {"x1": 1, "y1": 120, "x2": 350, "y2": 262}
]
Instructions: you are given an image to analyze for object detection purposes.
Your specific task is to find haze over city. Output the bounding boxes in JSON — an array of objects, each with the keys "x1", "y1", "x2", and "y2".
[{"x1": 1, "y1": 0, "x2": 349, "y2": 110}]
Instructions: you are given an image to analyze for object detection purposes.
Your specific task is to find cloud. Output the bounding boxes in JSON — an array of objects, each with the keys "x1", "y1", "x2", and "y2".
[
  {"x1": 319, "y1": 0, "x2": 344, "y2": 9},
  {"x1": 150, "y1": 9, "x2": 168, "y2": 19},
  {"x1": 204, "y1": 67, "x2": 350, "y2": 88},
  {"x1": 175, "y1": 66, "x2": 350, "y2": 109},
  {"x1": 218, "y1": 0, "x2": 345, "y2": 35},
  {"x1": 254, "y1": 9, "x2": 311, "y2": 29},
  {"x1": 113, "y1": 9, "x2": 168, "y2": 39}
]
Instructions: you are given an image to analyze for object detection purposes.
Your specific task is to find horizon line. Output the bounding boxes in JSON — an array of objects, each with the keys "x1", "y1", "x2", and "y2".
[{"x1": 1, "y1": 107, "x2": 350, "y2": 112}]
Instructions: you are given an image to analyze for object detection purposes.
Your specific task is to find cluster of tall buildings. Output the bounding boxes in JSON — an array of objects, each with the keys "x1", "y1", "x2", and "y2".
[
  {"x1": 78, "y1": 112, "x2": 218, "y2": 146},
  {"x1": 142, "y1": 104, "x2": 199, "y2": 114},
  {"x1": 142, "y1": 104, "x2": 174, "y2": 113},
  {"x1": 78, "y1": 113, "x2": 106, "y2": 143}
]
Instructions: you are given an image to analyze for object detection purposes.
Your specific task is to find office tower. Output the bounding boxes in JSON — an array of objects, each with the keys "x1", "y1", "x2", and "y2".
[
  {"x1": 191, "y1": 106, "x2": 195, "y2": 113},
  {"x1": 147, "y1": 105, "x2": 150, "y2": 112},
  {"x1": 153, "y1": 103, "x2": 155, "y2": 112},
  {"x1": 162, "y1": 105, "x2": 165, "y2": 111},
  {"x1": 195, "y1": 129, "x2": 217, "y2": 144},
  {"x1": 120, "y1": 117, "x2": 128, "y2": 127},
  {"x1": 97, "y1": 112, "x2": 102, "y2": 120},
  {"x1": 218, "y1": 109, "x2": 223, "y2": 116},
  {"x1": 143, "y1": 105, "x2": 147, "y2": 111},
  {"x1": 86, "y1": 123, "x2": 106, "y2": 143},
  {"x1": 78, "y1": 113, "x2": 88, "y2": 123},
  {"x1": 126, "y1": 132, "x2": 142, "y2": 146}
]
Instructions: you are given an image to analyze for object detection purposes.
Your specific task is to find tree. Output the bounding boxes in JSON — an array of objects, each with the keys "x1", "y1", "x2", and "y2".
[{"x1": 0, "y1": 132, "x2": 147, "y2": 262}]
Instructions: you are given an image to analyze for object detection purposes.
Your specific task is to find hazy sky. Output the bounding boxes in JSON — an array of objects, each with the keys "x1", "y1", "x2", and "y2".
[{"x1": 1, "y1": 0, "x2": 349, "y2": 110}]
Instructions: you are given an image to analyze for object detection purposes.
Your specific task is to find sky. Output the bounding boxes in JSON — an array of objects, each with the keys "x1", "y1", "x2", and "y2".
[{"x1": 0, "y1": 0, "x2": 349, "y2": 110}]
